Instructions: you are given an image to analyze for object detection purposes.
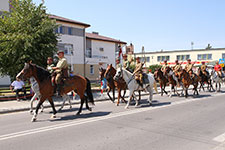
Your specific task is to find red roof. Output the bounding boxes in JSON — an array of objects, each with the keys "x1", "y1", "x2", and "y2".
[
  {"x1": 49, "y1": 14, "x2": 90, "y2": 28},
  {"x1": 86, "y1": 33, "x2": 126, "y2": 44}
]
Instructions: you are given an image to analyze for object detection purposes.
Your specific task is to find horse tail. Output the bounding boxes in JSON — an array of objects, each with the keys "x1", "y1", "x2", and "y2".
[{"x1": 85, "y1": 77, "x2": 94, "y2": 105}]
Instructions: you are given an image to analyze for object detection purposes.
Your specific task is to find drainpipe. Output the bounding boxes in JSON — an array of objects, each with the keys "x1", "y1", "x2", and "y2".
[{"x1": 83, "y1": 29, "x2": 86, "y2": 77}]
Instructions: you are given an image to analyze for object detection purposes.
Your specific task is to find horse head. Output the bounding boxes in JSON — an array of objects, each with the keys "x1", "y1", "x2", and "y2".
[
  {"x1": 114, "y1": 66, "x2": 122, "y2": 81},
  {"x1": 17, "y1": 62, "x2": 35, "y2": 81},
  {"x1": 104, "y1": 64, "x2": 116, "y2": 80}
]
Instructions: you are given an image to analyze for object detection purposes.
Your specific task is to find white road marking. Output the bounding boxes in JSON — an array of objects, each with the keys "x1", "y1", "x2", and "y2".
[
  {"x1": 0, "y1": 93, "x2": 224, "y2": 141},
  {"x1": 213, "y1": 132, "x2": 225, "y2": 143}
]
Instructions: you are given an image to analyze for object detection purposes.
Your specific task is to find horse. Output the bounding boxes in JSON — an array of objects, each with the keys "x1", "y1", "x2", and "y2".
[
  {"x1": 197, "y1": 69, "x2": 214, "y2": 92},
  {"x1": 17, "y1": 62, "x2": 94, "y2": 122},
  {"x1": 104, "y1": 64, "x2": 127, "y2": 106},
  {"x1": 114, "y1": 67, "x2": 155, "y2": 109},
  {"x1": 29, "y1": 77, "x2": 72, "y2": 113},
  {"x1": 99, "y1": 67, "x2": 115, "y2": 102},
  {"x1": 164, "y1": 67, "x2": 180, "y2": 97},
  {"x1": 210, "y1": 70, "x2": 224, "y2": 92},
  {"x1": 154, "y1": 68, "x2": 168, "y2": 96},
  {"x1": 179, "y1": 69, "x2": 199, "y2": 98}
]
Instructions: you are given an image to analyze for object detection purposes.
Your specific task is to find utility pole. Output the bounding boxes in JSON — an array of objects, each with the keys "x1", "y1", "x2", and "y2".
[{"x1": 191, "y1": 42, "x2": 194, "y2": 50}]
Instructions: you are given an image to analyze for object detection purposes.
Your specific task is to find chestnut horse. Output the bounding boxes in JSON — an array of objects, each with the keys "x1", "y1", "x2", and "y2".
[
  {"x1": 179, "y1": 69, "x2": 199, "y2": 98},
  {"x1": 17, "y1": 62, "x2": 94, "y2": 122},
  {"x1": 198, "y1": 69, "x2": 214, "y2": 92},
  {"x1": 104, "y1": 64, "x2": 127, "y2": 106},
  {"x1": 154, "y1": 68, "x2": 168, "y2": 96}
]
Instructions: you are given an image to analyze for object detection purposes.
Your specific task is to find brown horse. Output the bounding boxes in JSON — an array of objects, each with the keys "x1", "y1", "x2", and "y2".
[
  {"x1": 179, "y1": 69, "x2": 199, "y2": 98},
  {"x1": 17, "y1": 62, "x2": 94, "y2": 122},
  {"x1": 154, "y1": 68, "x2": 168, "y2": 96},
  {"x1": 198, "y1": 69, "x2": 214, "y2": 92},
  {"x1": 104, "y1": 64, "x2": 127, "y2": 106}
]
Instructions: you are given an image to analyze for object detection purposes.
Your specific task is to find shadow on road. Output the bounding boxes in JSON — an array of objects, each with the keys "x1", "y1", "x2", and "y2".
[{"x1": 51, "y1": 111, "x2": 111, "y2": 122}]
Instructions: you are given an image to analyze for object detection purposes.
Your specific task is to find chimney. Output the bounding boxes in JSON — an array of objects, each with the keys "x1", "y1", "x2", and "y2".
[{"x1": 92, "y1": 32, "x2": 99, "y2": 35}]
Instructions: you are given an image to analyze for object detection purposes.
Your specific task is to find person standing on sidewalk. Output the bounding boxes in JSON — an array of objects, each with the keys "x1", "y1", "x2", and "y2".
[{"x1": 10, "y1": 77, "x2": 26, "y2": 101}]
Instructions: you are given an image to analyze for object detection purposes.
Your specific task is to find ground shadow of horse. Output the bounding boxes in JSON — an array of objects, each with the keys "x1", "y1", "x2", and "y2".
[
  {"x1": 190, "y1": 94, "x2": 212, "y2": 99},
  {"x1": 51, "y1": 111, "x2": 111, "y2": 122}
]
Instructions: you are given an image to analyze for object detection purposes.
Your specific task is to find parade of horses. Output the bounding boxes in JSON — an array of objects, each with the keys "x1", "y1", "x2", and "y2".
[{"x1": 15, "y1": 56, "x2": 225, "y2": 122}]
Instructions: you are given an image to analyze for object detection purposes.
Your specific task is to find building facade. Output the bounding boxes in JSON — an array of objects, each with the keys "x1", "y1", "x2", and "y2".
[
  {"x1": 134, "y1": 48, "x2": 225, "y2": 67},
  {"x1": 85, "y1": 32, "x2": 126, "y2": 80}
]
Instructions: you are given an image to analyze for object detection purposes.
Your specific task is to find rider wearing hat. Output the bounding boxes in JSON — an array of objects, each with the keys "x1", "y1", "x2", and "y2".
[
  {"x1": 173, "y1": 60, "x2": 182, "y2": 75},
  {"x1": 52, "y1": 50, "x2": 69, "y2": 96},
  {"x1": 133, "y1": 57, "x2": 144, "y2": 87},
  {"x1": 200, "y1": 61, "x2": 209, "y2": 77},
  {"x1": 185, "y1": 59, "x2": 195, "y2": 78},
  {"x1": 122, "y1": 54, "x2": 130, "y2": 71},
  {"x1": 161, "y1": 60, "x2": 168, "y2": 76}
]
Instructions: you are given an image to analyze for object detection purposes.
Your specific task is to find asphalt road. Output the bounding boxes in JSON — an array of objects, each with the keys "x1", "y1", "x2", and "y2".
[{"x1": 1, "y1": 87, "x2": 225, "y2": 150}]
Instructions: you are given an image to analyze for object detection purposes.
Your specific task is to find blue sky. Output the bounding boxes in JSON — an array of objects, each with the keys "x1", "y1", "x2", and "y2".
[{"x1": 33, "y1": 0, "x2": 225, "y2": 53}]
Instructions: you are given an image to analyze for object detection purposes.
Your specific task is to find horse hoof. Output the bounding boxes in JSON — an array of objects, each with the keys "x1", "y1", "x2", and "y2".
[
  {"x1": 31, "y1": 117, "x2": 36, "y2": 122},
  {"x1": 116, "y1": 103, "x2": 119, "y2": 106},
  {"x1": 89, "y1": 108, "x2": 92, "y2": 111},
  {"x1": 51, "y1": 114, "x2": 56, "y2": 119},
  {"x1": 30, "y1": 110, "x2": 33, "y2": 114},
  {"x1": 125, "y1": 106, "x2": 129, "y2": 109},
  {"x1": 149, "y1": 103, "x2": 152, "y2": 106},
  {"x1": 76, "y1": 112, "x2": 80, "y2": 115},
  {"x1": 70, "y1": 106, "x2": 72, "y2": 109}
]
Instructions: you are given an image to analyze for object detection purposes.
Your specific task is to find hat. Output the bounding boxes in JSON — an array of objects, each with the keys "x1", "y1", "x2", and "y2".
[
  {"x1": 47, "y1": 57, "x2": 53, "y2": 60},
  {"x1": 164, "y1": 60, "x2": 167, "y2": 62},
  {"x1": 201, "y1": 61, "x2": 205, "y2": 64},
  {"x1": 57, "y1": 50, "x2": 64, "y2": 54},
  {"x1": 175, "y1": 60, "x2": 178, "y2": 63},
  {"x1": 187, "y1": 59, "x2": 191, "y2": 61},
  {"x1": 123, "y1": 54, "x2": 127, "y2": 57},
  {"x1": 136, "y1": 57, "x2": 140, "y2": 60},
  {"x1": 116, "y1": 57, "x2": 120, "y2": 61}
]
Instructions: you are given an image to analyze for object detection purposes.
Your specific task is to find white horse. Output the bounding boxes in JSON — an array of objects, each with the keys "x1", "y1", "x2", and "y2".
[
  {"x1": 29, "y1": 77, "x2": 72, "y2": 113},
  {"x1": 114, "y1": 67, "x2": 155, "y2": 109},
  {"x1": 210, "y1": 70, "x2": 224, "y2": 92}
]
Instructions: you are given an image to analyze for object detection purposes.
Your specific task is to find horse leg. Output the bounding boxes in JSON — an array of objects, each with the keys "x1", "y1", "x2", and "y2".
[
  {"x1": 163, "y1": 85, "x2": 168, "y2": 95},
  {"x1": 147, "y1": 86, "x2": 153, "y2": 106},
  {"x1": 85, "y1": 96, "x2": 92, "y2": 111},
  {"x1": 31, "y1": 97, "x2": 46, "y2": 122},
  {"x1": 154, "y1": 81, "x2": 159, "y2": 94},
  {"x1": 77, "y1": 97, "x2": 85, "y2": 115},
  {"x1": 112, "y1": 87, "x2": 115, "y2": 102},
  {"x1": 107, "y1": 87, "x2": 113, "y2": 102},
  {"x1": 58, "y1": 94, "x2": 67, "y2": 112},
  {"x1": 116, "y1": 88, "x2": 121, "y2": 106},
  {"x1": 169, "y1": 84, "x2": 173, "y2": 97},
  {"x1": 48, "y1": 97, "x2": 57, "y2": 119},
  {"x1": 125, "y1": 90, "x2": 134, "y2": 109},
  {"x1": 121, "y1": 89, "x2": 127, "y2": 103},
  {"x1": 185, "y1": 87, "x2": 188, "y2": 98},
  {"x1": 30, "y1": 93, "x2": 37, "y2": 114},
  {"x1": 138, "y1": 90, "x2": 141, "y2": 101}
]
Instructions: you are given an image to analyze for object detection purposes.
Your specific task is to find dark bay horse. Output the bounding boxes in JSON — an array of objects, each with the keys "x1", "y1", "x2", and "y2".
[
  {"x1": 154, "y1": 68, "x2": 168, "y2": 96},
  {"x1": 17, "y1": 62, "x2": 94, "y2": 122},
  {"x1": 198, "y1": 69, "x2": 214, "y2": 92},
  {"x1": 179, "y1": 69, "x2": 199, "y2": 98},
  {"x1": 104, "y1": 64, "x2": 127, "y2": 106}
]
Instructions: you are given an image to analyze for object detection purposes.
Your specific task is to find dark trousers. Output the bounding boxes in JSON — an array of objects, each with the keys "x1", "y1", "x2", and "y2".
[{"x1": 14, "y1": 88, "x2": 26, "y2": 99}]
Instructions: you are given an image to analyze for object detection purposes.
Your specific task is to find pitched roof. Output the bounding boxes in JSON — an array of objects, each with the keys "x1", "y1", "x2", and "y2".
[
  {"x1": 86, "y1": 32, "x2": 127, "y2": 44},
  {"x1": 49, "y1": 14, "x2": 90, "y2": 28}
]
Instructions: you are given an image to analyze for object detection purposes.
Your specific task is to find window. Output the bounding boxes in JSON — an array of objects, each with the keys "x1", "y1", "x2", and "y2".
[
  {"x1": 68, "y1": 27, "x2": 72, "y2": 35},
  {"x1": 222, "y1": 53, "x2": 225, "y2": 59},
  {"x1": 86, "y1": 48, "x2": 92, "y2": 58},
  {"x1": 57, "y1": 43, "x2": 73, "y2": 55},
  {"x1": 157, "y1": 56, "x2": 170, "y2": 62},
  {"x1": 146, "y1": 57, "x2": 150, "y2": 62},
  {"x1": 176, "y1": 55, "x2": 190, "y2": 61},
  {"x1": 197, "y1": 54, "x2": 212, "y2": 60},
  {"x1": 59, "y1": 26, "x2": 63, "y2": 34},
  {"x1": 90, "y1": 65, "x2": 94, "y2": 75},
  {"x1": 99, "y1": 47, "x2": 104, "y2": 52}
]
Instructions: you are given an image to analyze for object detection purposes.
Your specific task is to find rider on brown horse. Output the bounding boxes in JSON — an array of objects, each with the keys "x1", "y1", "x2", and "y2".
[
  {"x1": 52, "y1": 50, "x2": 69, "y2": 96},
  {"x1": 185, "y1": 59, "x2": 195, "y2": 79},
  {"x1": 200, "y1": 61, "x2": 209, "y2": 77},
  {"x1": 172, "y1": 60, "x2": 182, "y2": 86},
  {"x1": 161, "y1": 60, "x2": 168, "y2": 77}
]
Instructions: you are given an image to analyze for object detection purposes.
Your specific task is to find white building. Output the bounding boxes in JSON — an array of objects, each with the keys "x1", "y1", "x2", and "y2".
[{"x1": 0, "y1": 0, "x2": 10, "y2": 14}]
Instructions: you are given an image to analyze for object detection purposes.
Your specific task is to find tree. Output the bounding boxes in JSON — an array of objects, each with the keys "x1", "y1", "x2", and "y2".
[
  {"x1": 0, "y1": 0, "x2": 58, "y2": 80},
  {"x1": 148, "y1": 64, "x2": 162, "y2": 73}
]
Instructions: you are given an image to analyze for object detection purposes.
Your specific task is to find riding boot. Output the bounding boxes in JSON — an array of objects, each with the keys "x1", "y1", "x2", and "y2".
[
  {"x1": 56, "y1": 84, "x2": 61, "y2": 96},
  {"x1": 136, "y1": 79, "x2": 143, "y2": 88}
]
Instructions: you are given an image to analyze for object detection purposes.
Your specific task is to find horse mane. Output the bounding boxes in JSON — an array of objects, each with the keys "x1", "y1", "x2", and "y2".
[
  {"x1": 33, "y1": 64, "x2": 51, "y2": 82},
  {"x1": 122, "y1": 68, "x2": 133, "y2": 76}
]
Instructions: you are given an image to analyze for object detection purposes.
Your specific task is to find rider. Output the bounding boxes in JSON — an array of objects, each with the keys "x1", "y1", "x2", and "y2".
[
  {"x1": 185, "y1": 59, "x2": 195, "y2": 79},
  {"x1": 133, "y1": 57, "x2": 144, "y2": 87},
  {"x1": 172, "y1": 60, "x2": 182, "y2": 86},
  {"x1": 52, "y1": 50, "x2": 69, "y2": 96},
  {"x1": 200, "y1": 61, "x2": 209, "y2": 77},
  {"x1": 46, "y1": 57, "x2": 55, "y2": 74},
  {"x1": 214, "y1": 61, "x2": 223, "y2": 78},
  {"x1": 123, "y1": 54, "x2": 130, "y2": 71},
  {"x1": 161, "y1": 60, "x2": 168, "y2": 76}
]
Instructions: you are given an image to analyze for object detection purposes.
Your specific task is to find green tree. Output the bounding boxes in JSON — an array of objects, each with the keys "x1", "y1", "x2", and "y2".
[
  {"x1": 0, "y1": 0, "x2": 58, "y2": 80},
  {"x1": 148, "y1": 64, "x2": 162, "y2": 73}
]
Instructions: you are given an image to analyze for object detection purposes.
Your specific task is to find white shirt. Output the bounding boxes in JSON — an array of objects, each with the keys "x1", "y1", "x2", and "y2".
[{"x1": 11, "y1": 80, "x2": 25, "y2": 90}]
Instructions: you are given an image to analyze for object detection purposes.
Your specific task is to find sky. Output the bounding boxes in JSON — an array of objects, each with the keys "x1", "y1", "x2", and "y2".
[{"x1": 33, "y1": 0, "x2": 225, "y2": 53}]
